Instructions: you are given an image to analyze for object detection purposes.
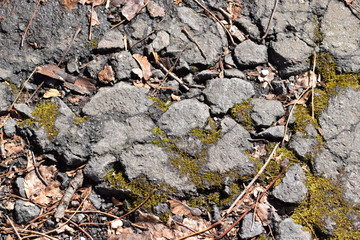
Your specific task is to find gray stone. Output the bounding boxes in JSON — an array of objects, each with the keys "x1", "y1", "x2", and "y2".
[
  {"x1": 120, "y1": 144, "x2": 196, "y2": 193},
  {"x1": 322, "y1": 0, "x2": 360, "y2": 72},
  {"x1": 224, "y1": 54, "x2": 236, "y2": 67},
  {"x1": 203, "y1": 78, "x2": 255, "y2": 115},
  {"x1": 239, "y1": 213, "x2": 264, "y2": 239},
  {"x1": 158, "y1": 99, "x2": 209, "y2": 137},
  {"x1": 153, "y1": 203, "x2": 170, "y2": 217},
  {"x1": 289, "y1": 124, "x2": 318, "y2": 159},
  {"x1": 269, "y1": 33, "x2": 313, "y2": 77},
  {"x1": 272, "y1": 164, "x2": 307, "y2": 203},
  {"x1": 174, "y1": 136, "x2": 203, "y2": 157},
  {"x1": 0, "y1": 67, "x2": 13, "y2": 80},
  {"x1": 223, "y1": 69, "x2": 246, "y2": 79},
  {"x1": 14, "y1": 200, "x2": 40, "y2": 224},
  {"x1": 86, "y1": 55, "x2": 108, "y2": 79},
  {"x1": 15, "y1": 177, "x2": 26, "y2": 198},
  {"x1": 220, "y1": 117, "x2": 238, "y2": 135},
  {"x1": 83, "y1": 82, "x2": 152, "y2": 118},
  {"x1": 3, "y1": 118, "x2": 16, "y2": 137},
  {"x1": 66, "y1": 57, "x2": 79, "y2": 74},
  {"x1": 13, "y1": 103, "x2": 33, "y2": 118},
  {"x1": 234, "y1": 40, "x2": 268, "y2": 67},
  {"x1": 111, "y1": 51, "x2": 139, "y2": 81},
  {"x1": 195, "y1": 70, "x2": 219, "y2": 81},
  {"x1": 340, "y1": 166, "x2": 360, "y2": 205},
  {"x1": 97, "y1": 30, "x2": 125, "y2": 50},
  {"x1": 206, "y1": 124, "x2": 254, "y2": 174},
  {"x1": 151, "y1": 30, "x2": 170, "y2": 52},
  {"x1": 250, "y1": 99, "x2": 285, "y2": 127},
  {"x1": 234, "y1": 16, "x2": 260, "y2": 39},
  {"x1": 84, "y1": 154, "x2": 117, "y2": 183},
  {"x1": 276, "y1": 218, "x2": 312, "y2": 240},
  {"x1": 0, "y1": 83, "x2": 11, "y2": 112},
  {"x1": 257, "y1": 125, "x2": 285, "y2": 140}
]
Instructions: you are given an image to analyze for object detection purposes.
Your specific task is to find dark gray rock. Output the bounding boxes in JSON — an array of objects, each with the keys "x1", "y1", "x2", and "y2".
[
  {"x1": 195, "y1": 70, "x2": 219, "y2": 81},
  {"x1": 111, "y1": 51, "x2": 139, "y2": 81},
  {"x1": 250, "y1": 99, "x2": 285, "y2": 127},
  {"x1": 14, "y1": 200, "x2": 40, "y2": 225},
  {"x1": 86, "y1": 55, "x2": 108, "y2": 79},
  {"x1": 158, "y1": 99, "x2": 209, "y2": 137},
  {"x1": 239, "y1": 213, "x2": 264, "y2": 239},
  {"x1": 120, "y1": 143, "x2": 196, "y2": 193},
  {"x1": 83, "y1": 82, "x2": 152, "y2": 118},
  {"x1": 0, "y1": 83, "x2": 11, "y2": 112},
  {"x1": 203, "y1": 78, "x2": 255, "y2": 115},
  {"x1": 206, "y1": 123, "x2": 254, "y2": 174},
  {"x1": 224, "y1": 54, "x2": 236, "y2": 67},
  {"x1": 272, "y1": 164, "x2": 307, "y2": 203},
  {"x1": 97, "y1": 30, "x2": 125, "y2": 50},
  {"x1": 234, "y1": 16, "x2": 260, "y2": 39},
  {"x1": 151, "y1": 30, "x2": 170, "y2": 52},
  {"x1": 13, "y1": 103, "x2": 33, "y2": 118},
  {"x1": 15, "y1": 177, "x2": 26, "y2": 198},
  {"x1": 234, "y1": 40, "x2": 268, "y2": 67},
  {"x1": 269, "y1": 33, "x2": 313, "y2": 77},
  {"x1": 322, "y1": 0, "x2": 360, "y2": 72},
  {"x1": 272, "y1": 80, "x2": 287, "y2": 95},
  {"x1": 84, "y1": 154, "x2": 117, "y2": 183},
  {"x1": 223, "y1": 69, "x2": 246, "y2": 79},
  {"x1": 257, "y1": 125, "x2": 285, "y2": 140},
  {"x1": 289, "y1": 124, "x2": 318, "y2": 159},
  {"x1": 276, "y1": 218, "x2": 312, "y2": 240},
  {"x1": 3, "y1": 118, "x2": 16, "y2": 137},
  {"x1": 153, "y1": 203, "x2": 170, "y2": 217}
]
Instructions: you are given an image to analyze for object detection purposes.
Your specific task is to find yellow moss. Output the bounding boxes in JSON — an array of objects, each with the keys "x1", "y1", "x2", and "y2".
[
  {"x1": 292, "y1": 105, "x2": 319, "y2": 135},
  {"x1": 292, "y1": 172, "x2": 360, "y2": 239},
  {"x1": 85, "y1": 39, "x2": 98, "y2": 49},
  {"x1": 148, "y1": 96, "x2": 172, "y2": 112},
  {"x1": 20, "y1": 101, "x2": 59, "y2": 140},
  {"x1": 2, "y1": 79, "x2": 21, "y2": 95},
  {"x1": 190, "y1": 118, "x2": 221, "y2": 145},
  {"x1": 230, "y1": 99, "x2": 254, "y2": 130},
  {"x1": 73, "y1": 116, "x2": 88, "y2": 124}
]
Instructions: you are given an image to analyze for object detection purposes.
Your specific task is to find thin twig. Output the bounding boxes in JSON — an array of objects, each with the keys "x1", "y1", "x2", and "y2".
[
  {"x1": 28, "y1": 149, "x2": 48, "y2": 186},
  {"x1": 8, "y1": 67, "x2": 38, "y2": 111},
  {"x1": 21, "y1": 0, "x2": 41, "y2": 47},
  {"x1": 110, "y1": 19, "x2": 126, "y2": 29},
  {"x1": 176, "y1": 221, "x2": 222, "y2": 240},
  {"x1": 225, "y1": 142, "x2": 280, "y2": 215},
  {"x1": 6, "y1": 215, "x2": 22, "y2": 240},
  {"x1": 261, "y1": 0, "x2": 279, "y2": 39},
  {"x1": 156, "y1": 62, "x2": 189, "y2": 92},
  {"x1": 192, "y1": 0, "x2": 235, "y2": 45},
  {"x1": 311, "y1": 51, "x2": 317, "y2": 120},
  {"x1": 26, "y1": 81, "x2": 44, "y2": 105},
  {"x1": 58, "y1": 27, "x2": 81, "y2": 66},
  {"x1": 63, "y1": 217, "x2": 94, "y2": 240},
  {"x1": 182, "y1": 27, "x2": 207, "y2": 59},
  {"x1": 89, "y1": 2, "x2": 94, "y2": 40}
]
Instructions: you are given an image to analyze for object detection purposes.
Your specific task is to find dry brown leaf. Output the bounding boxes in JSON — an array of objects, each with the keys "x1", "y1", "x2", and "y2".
[
  {"x1": 147, "y1": 1, "x2": 166, "y2": 18},
  {"x1": 88, "y1": 9, "x2": 100, "y2": 26},
  {"x1": 136, "y1": 210, "x2": 161, "y2": 223},
  {"x1": 256, "y1": 198, "x2": 276, "y2": 226},
  {"x1": 60, "y1": 0, "x2": 78, "y2": 10},
  {"x1": 121, "y1": 0, "x2": 144, "y2": 21},
  {"x1": 98, "y1": 65, "x2": 115, "y2": 84},
  {"x1": 287, "y1": 90, "x2": 312, "y2": 106},
  {"x1": 43, "y1": 88, "x2": 61, "y2": 98},
  {"x1": 168, "y1": 199, "x2": 201, "y2": 217},
  {"x1": 133, "y1": 53, "x2": 152, "y2": 80}
]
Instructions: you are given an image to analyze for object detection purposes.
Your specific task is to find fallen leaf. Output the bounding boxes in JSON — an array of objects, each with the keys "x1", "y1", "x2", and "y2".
[
  {"x1": 121, "y1": 0, "x2": 144, "y2": 21},
  {"x1": 287, "y1": 90, "x2": 311, "y2": 106},
  {"x1": 87, "y1": 9, "x2": 100, "y2": 26},
  {"x1": 168, "y1": 199, "x2": 201, "y2": 217},
  {"x1": 133, "y1": 53, "x2": 152, "y2": 80},
  {"x1": 98, "y1": 65, "x2": 115, "y2": 84},
  {"x1": 43, "y1": 89, "x2": 61, "y2": 98},
  {"x1": 136, "y1": 210, "x2": 161, "y2": 223},
  {"x1": 147, "y1": 1, "x2": 166, "y2": 18},
  {"x1": 171, "y1": 94, "x2": 181, "y2": 101},
  {"x1": 227, "y1": 1, "x2": 242, "y2": 21},
  {"x1": 60, "y1": 0, "x2": 78, "y2": 10}
]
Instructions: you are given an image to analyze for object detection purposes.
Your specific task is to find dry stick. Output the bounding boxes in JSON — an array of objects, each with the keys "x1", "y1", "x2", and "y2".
[
  {"x1": 311, "y1": 51, "x2": 317, "y2": 120},
  {"x1": 107, "y1": 189, "x2": 156, "y2": 224},
  {"x1": 89, "y1": 1, "x2": 94, "y2": 40},
  {"x1": 58, "y1": 27, "x2": 81, "y2": 66},
  {"x1": 63, "y1": 217, "x2": 94, "y2": 240},
  {"x1": 176, "y1": 221, "x2": 222, "y2": 240},
  {"x1": 130, "y1": 16, "x2": 167, "y2": 49},
  {"x1": 110, "y1": 19, "x2": 126, "y2": 30},
  {"x1": 54, "y1": 170, "x2": 84, "y2": 220},
  {"x1": 8, "y1": 67, "x2": 38, "y2": 111},
  {"x1": 192, "y1": 0, "x2": 235, "y2": 45},
  {"x1": 261, "y1": 0, "x2": 279, "y2": 39},
  {"x1": 21, "y1": 230, "x2": 59, "y2": 240},
  {"x1": 217, "y1": 164, "x2": 288, "y2": 239},
  {"x1": 66, "y1": 210, "x2": 118, "y2": 219},
  {"x1": 21, "y1": 0, "x2": 41, "y2": 47},
  {"x1": 182, "y1": 27, "x2": 207, "y2": 59},
  {"x1": 28, "y1": 149, "x2": 48, "y2": 186},
  {"x1": 225, "y1": 142, "x2": 280, "y2": 215},
  {"x1": 6, "y1": 215, "x2": 22, "y2": 240},
  {"x1": 0, "y1": 160, "x2": 45, "y2": 178}
]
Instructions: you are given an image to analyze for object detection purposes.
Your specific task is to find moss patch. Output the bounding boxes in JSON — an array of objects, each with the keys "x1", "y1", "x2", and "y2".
[
  {"x1": 292, "y1": 172, "x2": 360, "y2": 239},
  {"x1": 2, "y1": 79, "x2": 21, "y2": 95},
  {"x1": 230, "y1": 99, "x2": 254, "y2": 130},
  {"x1": 148, "y1": 96, "x2": 172, "y2": 112},
  {"x1": 20, "y1": 101, "x2": 59, "y2": 140},
  {"x1": 73, "y1": 116, "x2": 88, "y2": 124}
]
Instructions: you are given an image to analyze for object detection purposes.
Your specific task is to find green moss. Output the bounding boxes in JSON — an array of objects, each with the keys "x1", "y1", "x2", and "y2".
[
  {"x1": 190, "y1": 118, "x2": 221, "y2": 145},
  {"x1": 292, "y1": 173, "x2": 360, "y2": 239},
  {"x1": 2, "y1": 79, "x2": 21, "y2": 95},
  {"x1": 292, "y1": 105, "x2": 319, "y2": 135},
  {"x1": 104, "y1": 169, "x2": 175, "y2": 210},
  {"x1": 230, "y1": 99, "x2": 254, "y2": 130},
  {"x1": 73, "y1": 116, "x2": 88, "y2": 124},
  {"x1": 20, "y1": 101, "x2": 59, "y2": 140},
  {"x1": 148, "y1": 96, "x2": 172, "y2": 112},
  {"x1": 85, "y1": 39, "x2": 98, "y2": 49}
]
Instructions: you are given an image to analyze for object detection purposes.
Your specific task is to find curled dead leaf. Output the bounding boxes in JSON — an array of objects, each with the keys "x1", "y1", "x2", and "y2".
[
  {"x1": 133, "y1": 53, "x2": 152, "y2": 80},
  {"x1": 168, "y1": 199, "x2": 201, "y2": 217},
  {"x1": 43, "y1": 89, "x2": 61, "y2": 98},
  {"x1": 98, "y1": 65, "x2": 115, "y2": 84}
]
